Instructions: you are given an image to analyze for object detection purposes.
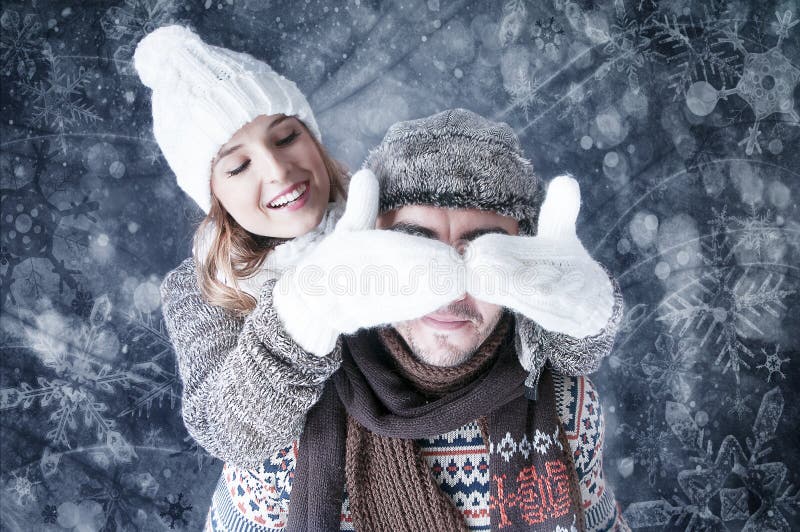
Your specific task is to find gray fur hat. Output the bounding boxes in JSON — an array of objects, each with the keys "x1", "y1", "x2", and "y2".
[{"x1": 364, "y1": 108, "x2": 542, "y2": 235}]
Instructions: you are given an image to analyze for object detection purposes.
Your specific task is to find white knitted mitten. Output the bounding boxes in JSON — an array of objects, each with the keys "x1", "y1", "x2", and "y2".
[
  {"x1": 234, "y1": 201, "x2": 346, "y2": 300},
  {"x1": 273, "y1": 169, "x2": 465, "y2": 356},
  {"x1": 465, "y1": 175, "x2": 614, "y2": 338}
]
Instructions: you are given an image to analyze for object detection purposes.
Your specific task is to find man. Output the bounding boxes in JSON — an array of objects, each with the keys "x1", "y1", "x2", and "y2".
[
  {"x1": 278, "y1": 108, "x2": 627, "y2": 531},
  {"x1": 162, "y1": 109, "x2": 628, "y2": 531}
]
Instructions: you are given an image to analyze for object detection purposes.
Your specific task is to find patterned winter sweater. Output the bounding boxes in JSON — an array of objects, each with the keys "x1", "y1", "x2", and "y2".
[
  {"x1": 160, "y1": 256, "x2": 629, "y2": 531},
  {"x1": 202, "y1": 372, "x2": 630, "y2": 531}
]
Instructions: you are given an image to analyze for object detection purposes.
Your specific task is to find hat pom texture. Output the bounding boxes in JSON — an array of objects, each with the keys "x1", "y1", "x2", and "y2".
[{"x1": 133, "y1": 25, "x2": 200, "y2": 90}]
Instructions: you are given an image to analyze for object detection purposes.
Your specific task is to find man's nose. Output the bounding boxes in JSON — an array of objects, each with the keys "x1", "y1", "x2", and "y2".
[{"x1": 452, "y1": 237, "x2": 470, "y2": 257}]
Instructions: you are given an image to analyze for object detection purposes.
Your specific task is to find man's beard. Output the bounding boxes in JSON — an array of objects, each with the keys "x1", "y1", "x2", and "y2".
[{"x1": 398, "y1": 301, "x2": 503, "y2": 368}]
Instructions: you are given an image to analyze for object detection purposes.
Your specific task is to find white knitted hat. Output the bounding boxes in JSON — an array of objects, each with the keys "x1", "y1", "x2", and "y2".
[{"x1": 134, "y1": 25, "x2": 321, "y2": 214}]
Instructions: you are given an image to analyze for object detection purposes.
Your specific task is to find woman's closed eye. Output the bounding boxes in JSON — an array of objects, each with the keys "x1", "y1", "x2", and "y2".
[
  {"x1": 276, "y1": 130, "x2": 300, "y2": 147},
  {"x1": 226, "y1": 160, "x2": 250, "y2": 177},
  {"x1": 224, "y1": 131, "x2": 300, "y2": 176}
]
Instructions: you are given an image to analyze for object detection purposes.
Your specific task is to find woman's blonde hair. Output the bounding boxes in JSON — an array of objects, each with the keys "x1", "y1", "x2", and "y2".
[{"x1": 192, "y1": 120, "x2": 348, "y2": 317}]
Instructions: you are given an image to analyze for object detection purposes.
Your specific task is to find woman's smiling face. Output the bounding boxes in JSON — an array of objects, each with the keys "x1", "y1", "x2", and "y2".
[{"x1": 209, "y1": 114, "x2": 331, "y2": 238}]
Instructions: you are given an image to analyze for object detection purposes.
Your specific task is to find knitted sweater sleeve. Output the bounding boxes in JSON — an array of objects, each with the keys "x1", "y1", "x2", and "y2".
[
  {"x1": 555, "y1": 373, "x2": 630, "y2": 531},
  {"x1": 159, "y1": 256, "x2": 342, "y2": 470}
]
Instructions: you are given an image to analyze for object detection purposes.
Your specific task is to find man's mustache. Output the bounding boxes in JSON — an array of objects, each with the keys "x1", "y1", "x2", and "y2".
[{"x1": 438, "y1": 300, "x2": 483, "y2": 324}]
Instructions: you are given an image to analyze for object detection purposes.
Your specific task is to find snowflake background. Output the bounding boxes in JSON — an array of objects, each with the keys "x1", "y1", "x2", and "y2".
[{"x1": 1, "y1": 0, "x2": 799, "y2": 530}]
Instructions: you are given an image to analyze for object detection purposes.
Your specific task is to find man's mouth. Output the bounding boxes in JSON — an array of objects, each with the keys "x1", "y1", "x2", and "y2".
[
  {"x1": 267, "y1": 181, "x2": 309, "y2": 210},
  {"x1": 421, "y1": 312, "x2": 471, "y2": 330}
]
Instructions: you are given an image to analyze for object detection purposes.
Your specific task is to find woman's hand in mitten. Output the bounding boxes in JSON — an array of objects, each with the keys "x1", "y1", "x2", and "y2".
[
  {"x1": 273, "y1": 169, "x2": 465, "y2": 356},
  {"x1": 465, "y1": 175, "x2": 614, "y2": 338}
]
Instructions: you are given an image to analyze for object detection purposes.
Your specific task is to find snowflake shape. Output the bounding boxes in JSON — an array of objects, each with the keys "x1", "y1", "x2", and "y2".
[
  {"x1": 159, "y1": 492, "x2": 193, "y2": 529},
  {"x1": 656, "y1": 228, "x2": 793, "y2": 385},
  {"x1": 79, "y1": 465, "x2": 149, "y2": 530},
  {"x1": 17, "y1": 47, "x2": 102, "y2": 155},
  {"x1": 709, "y1": 204, "x2": 782, "y2": 259},
  {"x1": 716, "y1": 10, "x2": 800, "y2": 155},
  {"x1": 70, "y1": 287, "x2": 95, "y2": 319},
  {"x1": 505, "y1": 68, "x2": 544, "y2": 121},
  {"x1": 532, "y1": 17, "x2": 564, "y2": 60},
  {"x1": 726, "y1": 387, "x2": 753, "y2": 421},
  {"x1": 494, "y1": 432, "x2": 517, "y2": 462},
  {"x1": 602, "y1": 14, "x2": 660, "y2": 94},
  {"x1": 41, "y1": 504, "x2": 58, "y2": 524},
  {"x1": 755, "y1": 345, "x2": 789, "y2": 383},
  {"x1": 624, "y1": 409, "x2": 672, "y2": 487},
  {"x1": 531, "y1": 429, "x2": 552, "y2": 455},
  {"x1": 0, "y1": 9, "x2": 44, "y2": 79},
  {"x1": 640, "y1": 333, "x2": 699, "y2": 402},
  {"x1": 5, "y1": 467, "x2": 40, "y2": 506}
]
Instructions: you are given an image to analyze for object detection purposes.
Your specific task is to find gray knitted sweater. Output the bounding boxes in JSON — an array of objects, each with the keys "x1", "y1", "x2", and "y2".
[
  {"x1": 159, "y1": 256, "x2": 342, "y2": 469},
  {"x1": 160, "y1": 256, "x2": 622, "y2": 470}
]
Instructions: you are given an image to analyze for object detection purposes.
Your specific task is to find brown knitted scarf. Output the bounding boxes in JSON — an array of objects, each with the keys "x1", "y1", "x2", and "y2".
[
  {"x1": 344, "y1": 317, "x2": 510, "y2": 531},
  {"x1": 286, "y1": 311, "x2": 585, "y2": 532}
]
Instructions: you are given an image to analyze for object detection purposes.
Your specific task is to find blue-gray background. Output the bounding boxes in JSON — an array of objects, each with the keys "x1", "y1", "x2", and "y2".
[{"x1": 1, "y1": 0, "x2": 798, "y2": 530}]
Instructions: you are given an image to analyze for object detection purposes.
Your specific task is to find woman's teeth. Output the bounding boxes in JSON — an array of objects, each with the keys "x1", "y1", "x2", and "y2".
[{"x1": 269, "y1": 183, "x2": 307, "y2": 208}]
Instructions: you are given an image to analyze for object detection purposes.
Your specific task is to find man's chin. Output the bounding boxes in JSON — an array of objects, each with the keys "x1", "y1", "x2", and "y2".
[
  {"x1": 400, "y1": 322, "x2": 482, "y2": 367},
  {"x1": 416, "y1": 345, "x2": 477, "y2": 367}
]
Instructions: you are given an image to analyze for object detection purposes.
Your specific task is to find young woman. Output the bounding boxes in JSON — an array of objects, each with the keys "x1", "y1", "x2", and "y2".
[{"x1": 137, "y1": 25, "x2": 624, "y2": 531}]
